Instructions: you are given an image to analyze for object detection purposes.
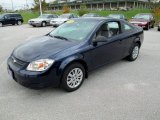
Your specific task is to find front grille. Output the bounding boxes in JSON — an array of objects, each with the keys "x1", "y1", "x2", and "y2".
[{"x1": 11, "y1": 56, "x2": 27, "y2": 67}]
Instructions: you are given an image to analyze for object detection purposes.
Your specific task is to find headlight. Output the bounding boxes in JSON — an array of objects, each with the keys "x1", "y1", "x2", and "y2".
[{"x1": 27, "y1": 59, "x2": 54, "y2": 72}]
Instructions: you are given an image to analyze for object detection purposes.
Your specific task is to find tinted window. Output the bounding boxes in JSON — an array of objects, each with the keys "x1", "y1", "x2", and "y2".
[{"x1": 122, "y1": 23, "x2": 133, "y2": 32}]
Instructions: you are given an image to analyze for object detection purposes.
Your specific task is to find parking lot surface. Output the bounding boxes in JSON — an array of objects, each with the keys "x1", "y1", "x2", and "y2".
[{"x1": 0, "y1": 25, "x2": 160, "y2": 120}]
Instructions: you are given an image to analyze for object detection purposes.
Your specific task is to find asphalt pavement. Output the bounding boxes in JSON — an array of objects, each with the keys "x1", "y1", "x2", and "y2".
[{"x1": 0, "y1": 25, "x2": 160, "y2": 120}]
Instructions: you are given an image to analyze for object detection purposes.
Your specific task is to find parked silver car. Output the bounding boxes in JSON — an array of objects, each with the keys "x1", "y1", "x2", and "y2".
[
  {"x1": 28, "y1": 14, "x2": 58, "y2": 27},
  {"x1": 50, "y1": 13, "x2": 78, "y2": 27}
]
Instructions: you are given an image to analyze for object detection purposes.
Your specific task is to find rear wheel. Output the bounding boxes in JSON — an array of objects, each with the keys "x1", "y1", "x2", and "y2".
[
  {"x1": 0, "y1": 22, "x2": 2, "y2": 27},
  {"x1": 17, "y1": 20, "x2": 22, "y2": 25},
  {"x1": 61, "y1": 63, "x2": 85, "y2": 92},
  {"x1": 127, "y1": 43, "x2": 140, "y2": 61}
]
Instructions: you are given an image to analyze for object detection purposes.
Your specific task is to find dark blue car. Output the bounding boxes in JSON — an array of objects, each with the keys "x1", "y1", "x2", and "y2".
[{"x1": 7, "y1": 18, "x2": 144, "y2": 92}]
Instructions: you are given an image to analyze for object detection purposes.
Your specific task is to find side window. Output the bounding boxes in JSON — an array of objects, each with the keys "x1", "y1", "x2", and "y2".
[
  {"x1": 123, "y1": 23, "x2": 133, "y2": 32},
  {"x1": 96, "y1": 21, "x2": 120, "y2": 38}
]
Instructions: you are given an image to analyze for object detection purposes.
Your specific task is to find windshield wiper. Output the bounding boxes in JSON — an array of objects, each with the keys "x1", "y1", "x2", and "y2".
[{"x1": 54, "y1": 35, "x2": 68, "y2": 41}]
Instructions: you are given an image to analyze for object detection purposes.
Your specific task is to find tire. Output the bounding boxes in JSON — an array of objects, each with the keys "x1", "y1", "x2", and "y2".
[
  {"x1": 146, "y1": 24, "x2": 150, "y2": 30},
  {"x1": 61, "y1": 63, "x2": 85, "y2": 92},
  {"x1": 127, "y1": 43, "x2": 140, "y2": 61},
  {"x1": 0, "y1": 22, "x2": 3, "y2": 27},
  {"x1": 41, "y1": 22, "x2": 46, "y2": 27},
  {"x1": 17, "y1": 20, "x2": 22, "y2": 25},
  {"x1": 151, "y1": 23, "x2": 154, "y2": 28}
]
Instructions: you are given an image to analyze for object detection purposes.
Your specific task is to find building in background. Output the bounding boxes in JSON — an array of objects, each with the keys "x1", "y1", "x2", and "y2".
[{"x1": 49, "y1": 0, "x2": 152, "y2": 11}]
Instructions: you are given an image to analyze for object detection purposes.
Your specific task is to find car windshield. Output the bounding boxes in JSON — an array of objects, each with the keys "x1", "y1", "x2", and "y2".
[
  {"x1": 49, "y1": 19, "x2": 98, "y2": 42},
  {"x1": 134, "y1": 14, "x2": 150, "y2": 20},
  {"x1": 38, "y1": 15, "x2": 49, "y2": 18},
  {"x1": 108, "y1": 14, "x2": 122, "y2": 19},
  {"x1": 59, "y1": 14, "x2": 70, "y2": 18}
]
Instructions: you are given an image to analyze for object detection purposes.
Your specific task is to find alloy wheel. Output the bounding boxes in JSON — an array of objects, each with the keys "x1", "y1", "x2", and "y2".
[
  {"x1": 132, "y1": 46, "x2": 139, "y2": 59},
  {"x1": 66, "y1": 68, "x2": 83, "y2": 89}
]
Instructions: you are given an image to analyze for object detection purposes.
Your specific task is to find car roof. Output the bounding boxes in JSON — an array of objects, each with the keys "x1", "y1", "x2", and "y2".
[{"x1": 73, "y1": 17, "x2": 120, "y2": 22}]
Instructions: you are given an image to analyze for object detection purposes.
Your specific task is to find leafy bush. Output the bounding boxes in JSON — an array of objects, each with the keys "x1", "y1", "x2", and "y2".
[
  {"x1": 78, "y1": 4, "x2": 88, "y2": 16},
  {"x1": 152, "y1": 3, "x2": 160, "y2": 24},
  {"x1": 63, "y1": 4, "x2": 70, "y2": 13}
]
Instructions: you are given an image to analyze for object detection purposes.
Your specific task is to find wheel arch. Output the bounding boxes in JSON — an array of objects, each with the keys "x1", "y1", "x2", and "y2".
[{"x1": 58, "y1": 56, "x2": 88, "y2": 79}]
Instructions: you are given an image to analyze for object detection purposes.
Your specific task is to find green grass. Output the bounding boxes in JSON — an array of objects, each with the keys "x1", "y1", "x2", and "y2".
[{"x1": 0, "y1": 9, "x2": 153, "y2": 23}]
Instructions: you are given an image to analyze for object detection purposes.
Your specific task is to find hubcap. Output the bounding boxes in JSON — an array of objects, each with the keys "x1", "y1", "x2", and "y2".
[
  {"x1": 42, "y1": 22, "x2": 46, "y2": 27},
  {"x1": 132, "y1": 46, "x2": 139, "y2": 59},
  {"x1": 67, "y1": 68, "x2": 83, "y2": 88},
  {"x1": 18, "y1": 21, "x2": 22, "y2": 25}
]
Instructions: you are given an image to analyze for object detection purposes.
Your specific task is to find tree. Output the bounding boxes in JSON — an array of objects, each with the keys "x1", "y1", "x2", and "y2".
[
  {"x1": 0, "y1": 5, "x2": 3, "y2": 12},
  {"x1": 78, "y1": 4, "x2": 88, "y2": 16},
  {"x1": 152, "y1": 2, "x2": 160, "y2": 24},
  {"x1": 63, "y1": 4, "x2": 70, "y2": 13}
]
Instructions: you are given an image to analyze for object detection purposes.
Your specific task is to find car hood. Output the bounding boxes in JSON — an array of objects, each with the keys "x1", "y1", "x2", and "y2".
[
  {"x1": 29, "y1": 18, "x2": 48, "y2": 21},
  {"x1": 13, "y1": 36, "x2": 78, "y2": 62},
  {"x1": 51, "y1": 18, "x2": 69, "y2": 22},
  {"x1": 130, "y1": 18, "x2": 149, "y2": 22}
]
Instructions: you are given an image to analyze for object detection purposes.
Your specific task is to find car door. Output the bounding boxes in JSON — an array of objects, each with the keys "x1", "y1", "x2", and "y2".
[
  {"x1": 4, "y1": 14, "x2": 15, "y2": 25},
  {"x1": 120, "y1": 22, "x2": 136, "y2": 57},
  {"x1": 88, "y1": 21, "x2": 125, "y2": 69}
]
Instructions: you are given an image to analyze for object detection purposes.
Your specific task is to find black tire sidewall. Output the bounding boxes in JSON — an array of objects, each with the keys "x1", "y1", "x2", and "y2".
[{"x1": 61, "y1": 63, "x2": 85, "y2": 92}]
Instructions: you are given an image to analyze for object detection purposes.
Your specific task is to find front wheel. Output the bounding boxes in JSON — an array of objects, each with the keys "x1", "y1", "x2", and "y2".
[
  {"x1": 61, "y1": 63, "x2": 85, "y2": 92},
  {"x1": 146, "y1": 24, "x2": 150, "y2": 30},
  {"x1": 127, "y1": 43, "x2": 140, "y2": 61},
  {"x1": 41, "y1": 22, "x2": 46, "y2": 27}
]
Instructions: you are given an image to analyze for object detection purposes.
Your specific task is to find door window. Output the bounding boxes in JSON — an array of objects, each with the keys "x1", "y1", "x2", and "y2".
[{"x1": 96, "y1": 21, "x2": 120, "y2": 39}]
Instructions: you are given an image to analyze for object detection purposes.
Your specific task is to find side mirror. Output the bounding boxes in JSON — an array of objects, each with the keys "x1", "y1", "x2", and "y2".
[{"x1": 93, "y1": 36, "x2": 108, "y2": 43}]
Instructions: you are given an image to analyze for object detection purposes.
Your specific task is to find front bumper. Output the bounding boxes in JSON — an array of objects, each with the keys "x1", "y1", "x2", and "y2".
[
  {"x1": 50, "y1": 22, "x2": 64, "y2": 27},
  {"x1": 131, "y1": 23, "x2": 148, "y2": 28},
  {"x1": 7, "y1": 56, "x2": 61, "y2": 89},
  {"x1": 28, "y1": 22, "x2": 42, "y2": 27}
]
